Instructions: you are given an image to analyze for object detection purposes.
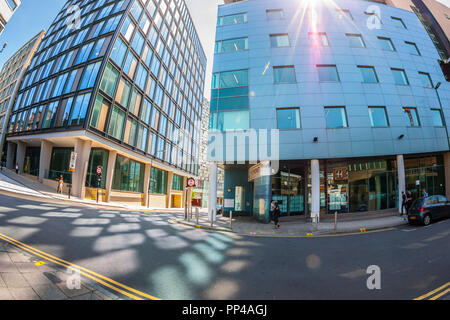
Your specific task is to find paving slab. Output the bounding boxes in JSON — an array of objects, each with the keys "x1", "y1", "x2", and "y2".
[
  {"x1": 8, "y1": 252, "x2": 30, "y2": 263},
  {"x1": 1, "y1": 273, "x2": 30, "y2": 288},
  {"x1": 0, "y1": 287, "x2": 13, "y2": 300},
  {"x1": 9, "y1": 287, "x2": 41, "y2": 300},
  {"x1": 15, "y1": 262, "x2": 40, "y2": 273},
  {"x1": 32, "y1": 284, "x2": 67, "y2": 300},
  {"x1": 22, "y1": 272, "x2": 53, "y2": 286}
]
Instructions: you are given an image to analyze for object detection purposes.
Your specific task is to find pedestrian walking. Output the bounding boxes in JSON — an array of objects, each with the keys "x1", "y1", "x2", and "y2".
[
  {"x1": 273, "y1": 202, "x2": 280, "y2": 229},
  {"x1": 15, "y1": 163, "x2": 19, "y2": 174},
  {"x1": 270, "y1": 200, "x2": 275, "y2": 222},
  {"x1": 400, "y1": 191, "x2": 407, "y2": 216},
  {"x1": 422, "y1": 188, "x2": 428, "y2": 198},
  {"x1": 57, "y1": 175, "x2": 64, "y2": 194}
]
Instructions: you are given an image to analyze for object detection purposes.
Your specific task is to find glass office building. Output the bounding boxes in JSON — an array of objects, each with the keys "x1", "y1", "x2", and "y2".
[
  {"x1": 209, "y1": 0, "x2": 450, "y2": 222},
  {"x1": 0, "y1": 31, "x2": 45, "y2": 167},
  {"x1": 6, "y1": 0, "x2": 206, "y2": 208}
]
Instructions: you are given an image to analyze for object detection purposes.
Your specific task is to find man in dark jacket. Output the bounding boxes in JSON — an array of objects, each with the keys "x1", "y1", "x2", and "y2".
[
  {"x1": 401, "y1": 191, "x2": 407, "y2": 216},
  {"x1": 273, "y1": 202, "x2": 280, "y2": 229}
]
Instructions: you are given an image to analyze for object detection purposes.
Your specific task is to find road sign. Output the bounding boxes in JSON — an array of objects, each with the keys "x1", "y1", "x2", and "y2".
[
  {"x1": 187, "y1": 177, "x2": 196, "y2": 188},
  {"x1": 69, "y1": 152, "x2": 77, "y2": 172},
  {"x1": 96, "y1": 166, "x2": 103, "y2": 175}
]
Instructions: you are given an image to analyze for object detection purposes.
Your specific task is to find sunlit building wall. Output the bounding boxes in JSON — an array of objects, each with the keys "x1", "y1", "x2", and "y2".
[
  {"x1": 0, "y1": 31, "x2": 45, "y2": 164},
  {"x1": 6, "y1": 0, "x2": 206, "y2": 208},
  {"x1": 210, "y1": 0, "x2": 450, "y2": 222},
  {"x1": 0, "y1": 0, "x2": 21, "y2": 36}
]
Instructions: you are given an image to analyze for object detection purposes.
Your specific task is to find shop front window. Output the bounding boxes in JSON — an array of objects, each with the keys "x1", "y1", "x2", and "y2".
[{"x1": 112, "y1": 155, "x2": 144, "y2": 193}]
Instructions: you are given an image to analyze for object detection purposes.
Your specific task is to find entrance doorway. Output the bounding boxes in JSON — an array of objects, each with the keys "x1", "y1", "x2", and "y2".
[{"x1": 272, "y1": 167, "x2": 306, "y2": 216}]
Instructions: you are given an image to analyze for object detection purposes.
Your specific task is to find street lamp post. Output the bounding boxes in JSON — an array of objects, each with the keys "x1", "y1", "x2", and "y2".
[{"x1": 434, "y1": 82, "x2": 450, "y2": 150}]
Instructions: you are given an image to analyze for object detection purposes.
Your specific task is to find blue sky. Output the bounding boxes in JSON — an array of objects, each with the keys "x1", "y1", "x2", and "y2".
[{"x1": 0, "y1": 0, "x2": 448, "y2": 96}]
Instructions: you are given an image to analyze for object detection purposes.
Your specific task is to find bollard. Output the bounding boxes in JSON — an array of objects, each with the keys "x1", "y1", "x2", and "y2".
[
  {"x1": 210, "y1": 210, "x2": 213, "y2": 228},
  {"x1": 229, "y1": 210, "x2": 233, "y2": 230},
  {"x1": 195, "y1": 207, "x2": 199, "y2": 225},
  {"x1": 334, "y1": 211, "x2": 337, "y2": 231}
]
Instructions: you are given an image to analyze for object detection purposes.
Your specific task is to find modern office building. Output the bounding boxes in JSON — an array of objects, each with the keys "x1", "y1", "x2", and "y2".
[
  {"x1": 385, "y1": 0, "x2": 450, "y2": 79},
  {"x1": 208, "y1": 0, "x2": 450, "y2": 223},
  {"x1": 0, "y1": 0, "x2": 21, "y2": 36},
  {"x1": 6, "y1": 0, "x2": 206, "y2": 208},
  {"x1": 0, "y1": 31, "x2": 45, "y2": 165}
]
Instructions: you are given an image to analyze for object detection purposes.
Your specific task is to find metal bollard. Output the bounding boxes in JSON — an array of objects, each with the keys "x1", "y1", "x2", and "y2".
[
  {"x1": 210, "y1": 210, "x2": 213, "y2": 228},
  {"x1": 334, "y1": 211, "x2": 337, "y2": 231},
  {"x1": 195, "y1": 207, "x2": 199, "y2": 225},
  {"x1": 229, "y1": 210, "x2": 233, "y2": 230}
]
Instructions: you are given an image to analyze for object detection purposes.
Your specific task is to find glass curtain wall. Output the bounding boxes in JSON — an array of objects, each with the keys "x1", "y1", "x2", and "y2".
[
  {"x1": 48, "y1": 147, "x2": 73, "y2": 183},
  {"x1": 85, "y1": 149, "x2": 109, "y2": 189},
  {"x1": 112, "y1": 154, "x2": 144, "y2": 193}
]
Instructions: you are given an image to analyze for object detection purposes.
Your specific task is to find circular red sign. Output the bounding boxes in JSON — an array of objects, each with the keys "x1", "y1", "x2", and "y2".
[
  {"x1": 187, "y1": 178, "x2": 196, "y2": 187},
  {"x1": 96, "y1": 166, "x2": 102, "y2": 175}
]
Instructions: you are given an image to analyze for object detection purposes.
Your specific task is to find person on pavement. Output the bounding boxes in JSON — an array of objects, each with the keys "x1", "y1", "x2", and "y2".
[
  {"x1": 273, "y1": 202, "x2": 280, "y2": 229},
  {"x1": 401, "y1": 191, "x2": 407, "y2": 216}
]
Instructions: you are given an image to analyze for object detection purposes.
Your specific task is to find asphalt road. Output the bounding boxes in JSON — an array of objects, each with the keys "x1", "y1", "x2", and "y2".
[{"x1": 0, "y1": 191, "x2": 449, "y2": 300}]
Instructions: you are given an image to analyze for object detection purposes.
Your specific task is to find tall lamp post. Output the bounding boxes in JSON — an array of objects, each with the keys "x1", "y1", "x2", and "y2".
[{"x1": 434, "y1": 82, "x2": 450, "y2": 150}]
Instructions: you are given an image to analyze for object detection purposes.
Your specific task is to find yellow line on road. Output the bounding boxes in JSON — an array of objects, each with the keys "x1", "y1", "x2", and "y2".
[
  {"x1": 414, "y1": 282, "x2": 450, "y2": 300},
  {"x1": 0, "y1": 233, "x2": 161, "y2": 300}
]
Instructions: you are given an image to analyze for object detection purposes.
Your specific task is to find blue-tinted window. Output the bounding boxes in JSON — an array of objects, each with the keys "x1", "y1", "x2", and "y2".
[
  {"x1": 277, "y1": 108, "x2": 301, "y2": 129},
  {"x1": 403, "y1": 107, "x2": 420, "y2": 127},
  {"x1": 431, "y1": 109, "x2": 444, "y2": 127},
  {"x1": 369, "y1": 107, "x2": 388, "y2": 127},
  {"x1": 358, "y1": 66, "x2": 378, "y2": 83},
  {"x1": 418, "y1": 72, "x2": 433, "y2": 88},
  {"x1": 274, "y1": 66, "x2": 296, "y2": 83},
  {"x1": 110, "y1": 37, "x2": 127, "y2": 67},
  {"x1": 317, "y1": 65, "x2": 339, "y2": 82},
  {"x1": 325, "y1": 107, "x2": 348, "y2": 128},
  {"x1": 378, "y1": 37, "x2": 395, "y2": 51},
  {"x1": 392, "y1": 68, "x2": 409, "y2": 85}
]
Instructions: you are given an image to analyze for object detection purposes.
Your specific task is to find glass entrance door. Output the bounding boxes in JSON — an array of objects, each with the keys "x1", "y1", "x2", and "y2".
[
  {"x1": 272, "y1": 168, "x2": 305, "y2": 216},
  {"x1": 327, "y1": 165, "x2": 349, "y2": 214}
]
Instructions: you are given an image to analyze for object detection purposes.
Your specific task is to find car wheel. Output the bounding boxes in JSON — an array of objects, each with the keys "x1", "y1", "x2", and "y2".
[{"x1": 423, "y1": 214, "x2": 431, "y2": 226}]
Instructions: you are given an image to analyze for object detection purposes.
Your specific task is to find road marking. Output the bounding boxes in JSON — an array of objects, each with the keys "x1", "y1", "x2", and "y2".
[
  {"x1": 0, "y1": 233, "x2": 160, "y2": 300},
  {"x1": 34, "y1": 261, "x2": 46, "y2": 266},
  {"x1": 414, "y1": 282, "x2": 450, "y2": 300}
]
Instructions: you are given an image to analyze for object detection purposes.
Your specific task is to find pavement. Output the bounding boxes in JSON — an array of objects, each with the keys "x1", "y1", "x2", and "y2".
[
  {"x1": 0, "y1": 169, "x2": 408, "y2": 237},
  {"x1": 0, "y1": 241, "x2": 116, "y2": 300},
  {"x1": 172, "y1": 210, "x2": 408, "y2": 237}
]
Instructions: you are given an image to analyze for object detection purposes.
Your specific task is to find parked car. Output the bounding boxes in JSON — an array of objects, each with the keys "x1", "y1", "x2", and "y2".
[{"x1": 408, "y1": 195, "x2": 450, "y2": 226}]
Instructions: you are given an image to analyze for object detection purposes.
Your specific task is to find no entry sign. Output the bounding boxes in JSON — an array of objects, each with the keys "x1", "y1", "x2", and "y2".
[
  {"x1": 187, "y1": 177, "x2": 196, "y2": 188},
  {"x1": 96, "y1": 166, "x2": 102, "y2": 175}
]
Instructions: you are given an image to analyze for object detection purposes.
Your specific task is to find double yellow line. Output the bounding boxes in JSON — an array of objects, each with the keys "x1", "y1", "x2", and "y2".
[
  {"x1": 414, "y1": 282, "x2": 450, "y2": 300},
  {"x1": 0, "y1": 233, "x2": 160, "y2": 301}
]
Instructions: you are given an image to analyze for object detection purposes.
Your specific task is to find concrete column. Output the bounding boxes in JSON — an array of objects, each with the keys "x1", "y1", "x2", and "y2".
[
  {"x1": 16, "y1": 141, "x2": 26, "y2": 173},
  {"x1": 444, "y1": 152, "x2": 450, "y2": 199},
  {"x1": 72, "y1": 139, "x2": 92, "y2": 198},
  {"x1": 143, "y1": 163, "x2": 151, "y2": 207},
  {"x1": 311, "y1": 159, "x2": 320, "y2": 223},
  {"x1": 208, "y1": 163, "x2": 218, "y2": 222},
  {"x1": 105, "y1": 150, "x2": 117, "y2": 202},
  {"x1": 6, "y1": 142, "x2": 15, "y2": 169},
  {"x1": 39, "y1": 140, "x2": 53, "y2": 182},
  {"x1": 166, "y1": 171, "x2": 174, "y2": 208},
  {"x1": 397, "y1": 154, "x2": 406, "y2": 213}
]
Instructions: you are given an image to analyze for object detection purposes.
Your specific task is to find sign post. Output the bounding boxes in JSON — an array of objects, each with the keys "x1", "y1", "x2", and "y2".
[
  {"x1": 96, "y1": 166, "x2": 102, "y2": 203},
  {"x1": 68, "y1": 152, "x2": 77, "y2": 199},
  {"x1": 185, "y1": 178, "x2": 196, "y2": 220}
]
